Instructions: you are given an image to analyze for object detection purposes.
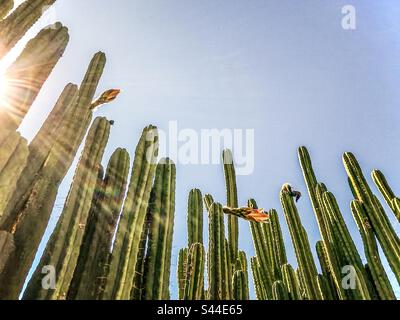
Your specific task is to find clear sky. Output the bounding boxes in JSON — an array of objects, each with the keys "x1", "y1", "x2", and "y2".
[{"x1": 8, "y1": 0, "x2": 400, "y2": 298}]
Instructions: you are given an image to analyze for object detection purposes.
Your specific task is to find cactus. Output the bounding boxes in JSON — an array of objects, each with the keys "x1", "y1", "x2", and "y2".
[
  {"x1": 232, "y1": 270, "x2": 249, "y2": 300},
  {"x1": 372, "y1": 170, "x2": 400, "y2": 222},
  {"x1": 272, "y1": 280, "x2": 289, "y2": 300},
  {"x1": 0, "y1": 132, "x2": 28, "y2": 215},
  {"x1": 236, "y1": 250, "x2": 249, "y2": 298},
  {"x1": 0, "y1": 230, "x2": 14, "y2": 274},
  {"x1": 23, "y1": 117, "x2": 111, "y2": 300},
  {"x1": 68, "y1": 148, "x2": 130, "y2": 300},
  {"x1": 0, "y1": 84, "x2": 78, "y2": 221},
  {"x1": 281, "y1": 264, "x2": 302, "y2": 300},
  {"x1": 343, "y1": 152, "x2": 400, "y2": 283},
  {"x1": 250, "y1": 257, "x2": 268, "y2": 300},
  {"x1": 0, "y1": 0, "x2": 57, "y2": 58},
  {"x1": 102, "y1": 125, "x2": 159, "y2": 300},
  {"x1": 316, "y1": 274, "x2": 334, "y2": 300},
  {"x1": 188, "y1": 189, "x2": 203, "y2": 246},
  {"x1": 280, "y1": 189, "x2": 322, "y2": 300},
  {"x1": 183, "y1": 243, "x2": 205, "y2": 300},
  {"x1": 0, "y1": 22, "x2": 69, "y2": 133},
  {"x1": 0, "y1": 53, "x2": 109, "y2": 299},
  {"x1": 222, "y1": 149, "x2": 239, "y2": 262},
  {"x1": 249, "y1": 199, "x2": 274, "y2": 298},
  {"x1": 350, "y1": 200, "x2": 396, "y2": 300},
  {"x1": 141, "y1": 158, "x2": 176, "y2": 300},
  {"x1": 0, "y1": 0, "x2": 13, "y2": 20},
  {"x1": 207, "y1": 202, "x2": 228, "y2": 300},
  {"x1": 177, "y1": 248, "x2": 188, "y2": 300}
]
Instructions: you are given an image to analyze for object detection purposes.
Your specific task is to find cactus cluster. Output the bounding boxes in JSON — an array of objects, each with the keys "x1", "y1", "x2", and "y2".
[{"x1": 0, "y1": 1, "x2": 398, "y2": 301}]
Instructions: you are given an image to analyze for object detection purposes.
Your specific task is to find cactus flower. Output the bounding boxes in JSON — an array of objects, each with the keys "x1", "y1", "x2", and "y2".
[{"x1": 223, "y1": 206, "x2": 270, "y2": 223}]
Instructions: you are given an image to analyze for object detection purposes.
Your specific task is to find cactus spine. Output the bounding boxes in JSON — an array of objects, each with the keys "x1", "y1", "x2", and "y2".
[
  {"x1": 0, "y1": 0, "x2": 57, "y2": 58},
  {"x1": 343, "y1": 152, "x2": 400, "y2": 283},
  {"x1": 23, "y1": 117, "x2": 111, "y2": 300},
  {"x1": 141, "y1": 158, "x2": 176, "y2": 300},
  {"x1": 372, "y1": 170, "x2": 400, "y2": 222},
  {"x1": 102, "y1": 126, "x2": 159, "y2": 300},
  {"x1": 68, "y1": 148, "x2": 130, "y2": 300},
  {"x1": 177, "y1": 248, "x2": 189, "y2": 300}
]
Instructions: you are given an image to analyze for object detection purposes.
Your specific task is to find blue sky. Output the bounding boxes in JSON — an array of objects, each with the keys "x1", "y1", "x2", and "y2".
[{"x1": 8, "y1": 0, "x2": 400, "y2": 298}]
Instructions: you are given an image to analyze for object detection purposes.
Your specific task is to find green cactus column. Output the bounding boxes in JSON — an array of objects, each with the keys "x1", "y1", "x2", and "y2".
[
  {"x1": 0, "y1": 22, "x2": 69, "y2": 134},
  {"x1": 372, "y1": 170, "x2": 400, "y2": 222},
  {"x1": 232, "y1": 270, "x2": 249, "y2": 300},
  {"x1": 177, "y1": 248, "x2": 189, "y2": 300},
  {"x1": 0, "y1": 84, "x2": 78, "y2": 221},
  {"x1": 351, "y1": 200, "x2": 396, "y2": 300},
  {"x1": 183, "y1": 243, "x2": 205, "y2": 300},
  {"x1": 0, "y1": 0, "x2": 56, "y2": 58},
  {"x1": 188, "y1": 189, "x2": 203, "y2": 245},
  {"x1": 0, "y1": 231, "x2": 14, "y2": 275},
  {"x1": 343, "y1": 152, "x2": 400, "y2": 283},
  {"x1": 280, "y1": 189, "x2": 322, "y2": 300},
  {"x1": 0, "y1": 132, "x2": 28, "y2": 215},
  {"x1": 222, "y1": 149, "x2": 239, "y2": 262},
  {"x1": 23, "y1": 117, "x2": 111, "y2": 300},
  {"x1": 248, "y1": 199, "x2": 274, "y2": 298},
  {"x1": 142, "y1": 158, "x2": 176, "y2": 300},
  {"x1": 68, "y1": 148, "x2": 130, "y2": 300},
  {"x1": 272, "y1": 280, "x2": 290, "y2": 300},
  {"x1": 0, "y1": 53, "x2": 108, "y2": 300},
  {"x1": 281, "y1": 264, "x2": 302, "y2": 300},
  {"x1": 207, "y1": 202, "x2": 228, "y2": 300},
  {"x1": 102, "y1": 126, "x2": 159, "y2": 300},
  {"x1": 250, "y1": 257, "x2": 267, "y2": 300},
  {"x1": 0, "y1": 0, "x2": 13, "y2": 20}
]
